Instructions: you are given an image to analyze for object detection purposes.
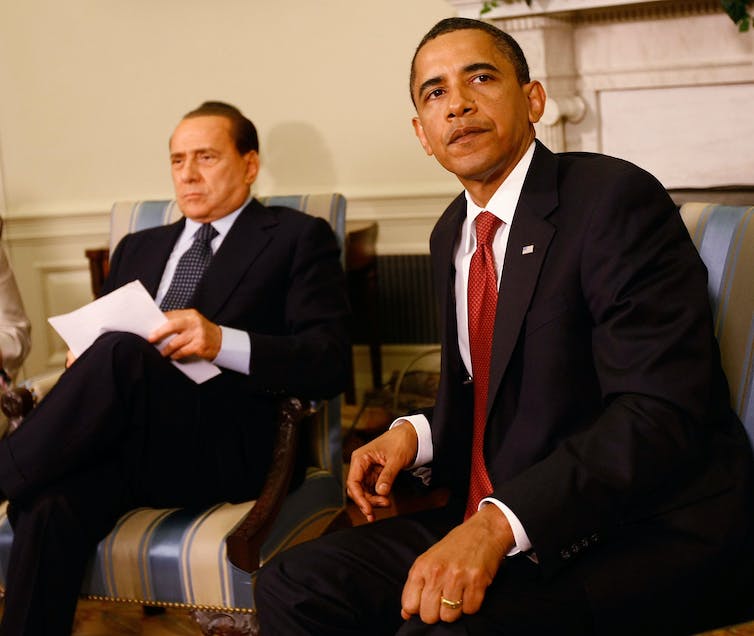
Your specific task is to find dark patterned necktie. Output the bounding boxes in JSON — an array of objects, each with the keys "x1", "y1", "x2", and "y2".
[
  {"x1": 465, "y1": 211, "x2": 503, "y2": 520},
  {"x1": 159, "y1": 223, "x2": 218, "y2": 311}
]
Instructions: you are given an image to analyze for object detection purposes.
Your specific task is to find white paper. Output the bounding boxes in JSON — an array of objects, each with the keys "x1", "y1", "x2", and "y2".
[{"x1": 48, "y1": 280, "x2": 221, "y2": 384}]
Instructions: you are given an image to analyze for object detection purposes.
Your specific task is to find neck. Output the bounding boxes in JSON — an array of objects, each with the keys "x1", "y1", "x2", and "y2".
[{"x1": 461, "y1": 134, "x2": 536, "y2": 208}]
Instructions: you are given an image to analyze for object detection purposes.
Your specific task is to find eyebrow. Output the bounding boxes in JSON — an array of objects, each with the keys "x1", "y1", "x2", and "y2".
[
  {"x1": 416, "y1": 61, "x2": 502, "y2": 99},
  {"x1": 170, "y1": 147, "x2": 217, "y2": 159}
]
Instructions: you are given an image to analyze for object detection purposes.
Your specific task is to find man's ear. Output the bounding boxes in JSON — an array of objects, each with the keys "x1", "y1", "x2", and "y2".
[
  {"x1": 525, "y1": 81, "x2": 546, "y2": 124},
  {"x1": 412, "y1": 117, "x2": 434, "y2": 157},
  {"x1": 244, "y1": 151, "x2": 260, "y2": 185}
]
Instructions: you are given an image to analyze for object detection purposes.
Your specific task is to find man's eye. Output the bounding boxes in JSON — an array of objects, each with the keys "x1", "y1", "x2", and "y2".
[
  {"x1": 473, "y1": 74, "x2": 492, "y2": 83},
  {"x1": 171, "y1": 158, "x2": 183, "y2": 166},
  {"x1": 199, "y1": 154, "x2": 216, "y2": 163},
  {"x1": 426, "y1": 88, "x2": 445, "y2": 101}
]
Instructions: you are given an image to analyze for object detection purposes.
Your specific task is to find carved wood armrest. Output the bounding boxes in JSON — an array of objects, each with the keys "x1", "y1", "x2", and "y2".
[
  {"x1": 0, "y1": 386, "x2": 36, "y2": 434},
  {"x1": 225, "y1": 396, "x2": 319, "y2": 572},
  {"x1": 0, "y1": 370, "x2": 63, "y2": 434}
]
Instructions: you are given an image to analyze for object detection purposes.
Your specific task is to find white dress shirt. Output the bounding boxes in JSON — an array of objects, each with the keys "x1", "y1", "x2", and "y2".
[
  {"x1": 155, "y1": 201, "x2": 251, "y2": 375},
  {"x1": 393, "y1": 141, "x2": 537, "y2": 554}
]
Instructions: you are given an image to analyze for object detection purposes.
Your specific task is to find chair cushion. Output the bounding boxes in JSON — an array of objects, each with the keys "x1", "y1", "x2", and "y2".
[
  {"x1": 109, "y1": 200, "x2": 182, "y2": 253},
  {"x1": 0, "y1": 465, "x2": 344, "y2": 611}
]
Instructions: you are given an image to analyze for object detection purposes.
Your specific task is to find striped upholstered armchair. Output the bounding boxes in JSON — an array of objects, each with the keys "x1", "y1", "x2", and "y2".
[
  {"x1": 0, "y1": 194, "x2": 350, "y2": 635},
  {"x1": 679, "y1": 202, "x2": 754, "y2": 633}
]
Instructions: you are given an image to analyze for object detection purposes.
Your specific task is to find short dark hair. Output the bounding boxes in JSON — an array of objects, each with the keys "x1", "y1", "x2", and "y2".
[
  {"x1": 182, "y1": 101, "x2": 259, "y2": 155},
  {"x1": 409, "y1": 17, "x2": 531, "y2": 106}
]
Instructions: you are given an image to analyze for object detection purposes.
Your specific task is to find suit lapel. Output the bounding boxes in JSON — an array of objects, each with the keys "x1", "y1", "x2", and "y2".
[
  {"x1": 138, "y1": 220, "x2": 185, "y2": 297},
  {"x1": 487, "y1": 142, "x2": 558, "y2": 415},
  {"x1": 192, "y1": 199, "x2": 276, "y2": 319},
  {"x1": 434, "y1": 194, "x2": 467, "y2": 376}
]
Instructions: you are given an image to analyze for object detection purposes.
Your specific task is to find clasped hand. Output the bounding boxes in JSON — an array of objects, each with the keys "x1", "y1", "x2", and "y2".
[
  {"x1": 346, "y1": 422, "x2": 418, "y2": 523},
  {"x1": 346, "y1": 423, "x2": 514, "y2": 625},
  {"x1": 148, "y1": 309, "x2": 222, "y2": 361}
]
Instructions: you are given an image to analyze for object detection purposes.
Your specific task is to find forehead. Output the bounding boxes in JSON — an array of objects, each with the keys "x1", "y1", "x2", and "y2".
[
  {"x1": 413, "y1": 29, "x2": 510, "y2": 88},
  {"x1": 170, "y1": 115, "x2": 234, "y2": 153}
]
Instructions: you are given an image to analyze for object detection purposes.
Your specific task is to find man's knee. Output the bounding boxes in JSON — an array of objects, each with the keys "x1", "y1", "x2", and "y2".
[
  {"x1": 74, "y1": 331, "x2": 166, "y2": 382},
  {"x1": 88, "y1": 331, "x2": 157, "y2": 360}
]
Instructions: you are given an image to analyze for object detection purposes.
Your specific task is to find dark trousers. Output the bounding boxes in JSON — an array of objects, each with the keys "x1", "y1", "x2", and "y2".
[
  {"x1": 0, "y1": 332, "x2": 274, "y2": 635},
  {"x1": 255, "y1": 506, "x2": 594, "y2": 636},
  {"x1": 256, "y1": 505, "x2": 754, "y2": 636}
]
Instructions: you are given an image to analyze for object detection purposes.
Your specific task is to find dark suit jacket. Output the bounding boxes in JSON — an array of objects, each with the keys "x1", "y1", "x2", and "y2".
[
  {"x1": 102, "y1": 198, "x2": 349, "y2": 398},
  {"x1": 99, "y1": 198, "x2": 350, "y2": 505},
  {"x1": 425, "y1": 141, "x2": 754, "y2": 628}
]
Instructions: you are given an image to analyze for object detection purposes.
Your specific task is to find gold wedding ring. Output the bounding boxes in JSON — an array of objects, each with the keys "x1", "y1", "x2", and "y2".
[{"x1": 440, "y1": 596, "x2": 463, "y2": 610}]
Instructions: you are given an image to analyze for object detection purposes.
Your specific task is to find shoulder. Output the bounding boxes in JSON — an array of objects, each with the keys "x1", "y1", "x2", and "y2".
[
  {"x1": 247, "y1": 198, "x2": 336, "y2": 239},
  {"x1": 555, "y1": 151, "x2": 666, "y2": 196}
]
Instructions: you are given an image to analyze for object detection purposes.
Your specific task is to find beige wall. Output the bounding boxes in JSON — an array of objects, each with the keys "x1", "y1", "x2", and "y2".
[
  {"x1": 0, "y1": 0, "x2": 460, "y2": 381},
  {"x1": 0, "y1": 0, "x2": 459, "y2": 214}
]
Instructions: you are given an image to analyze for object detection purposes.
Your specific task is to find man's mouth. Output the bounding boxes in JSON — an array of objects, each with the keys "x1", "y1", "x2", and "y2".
[{"x1": 448, "y1": 126, "x2": 486, "y2": 145}]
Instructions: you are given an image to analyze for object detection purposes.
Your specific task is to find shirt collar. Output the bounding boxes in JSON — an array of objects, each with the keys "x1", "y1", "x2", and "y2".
[{"x1": 462, "y1": 141, "x2": 536, "y2": 252}]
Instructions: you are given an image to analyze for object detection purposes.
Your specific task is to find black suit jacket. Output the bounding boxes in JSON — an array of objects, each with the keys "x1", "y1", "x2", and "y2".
[
  {"x1": 99, "y1": 198, "x2": 350, "y2": 505},
  {"x1": 425, "y1": 141, "x2": 754, "y2": 625},
  {"x1": 102, "y1": 198, "x2": 349, "y2": 398}
]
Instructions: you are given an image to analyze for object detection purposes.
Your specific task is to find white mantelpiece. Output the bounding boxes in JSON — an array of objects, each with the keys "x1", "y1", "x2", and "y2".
[
  {"x1": 446, "y1": 0, "x2": 754, "y2": 188},
  {"x1": 451, "y1": 0, "x2": 671, "y2": 19}
]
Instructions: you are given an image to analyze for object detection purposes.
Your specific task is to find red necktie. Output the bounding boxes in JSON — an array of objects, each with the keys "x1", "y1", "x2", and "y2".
[{"x1": 465, "y1": 211, "x2": 503, "y2": 520}]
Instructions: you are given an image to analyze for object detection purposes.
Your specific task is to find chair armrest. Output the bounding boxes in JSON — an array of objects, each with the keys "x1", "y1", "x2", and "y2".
[
  {"x1": 0, "y1": 370, "x2": 63, "y2": 434},
  {"x1": 225, "y1": 396, "x2": 319, "y2": 571}
]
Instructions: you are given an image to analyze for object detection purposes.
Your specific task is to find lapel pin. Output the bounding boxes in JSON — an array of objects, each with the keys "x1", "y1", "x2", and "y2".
[{"x1": 522, "y1": 244, "x2": 534, "y2": 255}]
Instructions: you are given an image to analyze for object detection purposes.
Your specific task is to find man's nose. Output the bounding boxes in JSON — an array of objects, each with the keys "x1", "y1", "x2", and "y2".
[
  {"x1": 447, "y1": 84, "x2": 475, "y2": 119},
  {"x1": 180, "y1": 158, "x2": 199, "y2": 181}
]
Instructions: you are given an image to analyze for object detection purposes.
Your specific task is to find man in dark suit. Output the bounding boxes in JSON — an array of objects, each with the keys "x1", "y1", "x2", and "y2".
[
  {"x1": 255, "y1": 19, "x2": 754, "y2": 635},
  {"x1": 0, "y1": 101, "x2": 349, "y2": 635}
]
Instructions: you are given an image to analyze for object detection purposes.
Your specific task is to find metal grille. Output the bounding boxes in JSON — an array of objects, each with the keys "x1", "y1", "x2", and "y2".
[{"x1": 373, "y1": 254, "x2": 439, "y2": 345}]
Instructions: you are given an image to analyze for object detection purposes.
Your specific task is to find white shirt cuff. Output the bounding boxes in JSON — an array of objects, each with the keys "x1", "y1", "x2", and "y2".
[
  {"x1": 213, "y1": 327, "x2": 250, "y2": 374},
  {"x1": 389, "y1": 414, "x2": 433, "y2": 468}
]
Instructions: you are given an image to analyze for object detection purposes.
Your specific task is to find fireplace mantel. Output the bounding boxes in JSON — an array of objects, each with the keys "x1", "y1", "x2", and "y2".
[
  {"x1": 444, "y1": 0, "x2": 754, "y2": 189},
  {"x1": 449, "y1": 0, "x2": 672, "y2": 19}
]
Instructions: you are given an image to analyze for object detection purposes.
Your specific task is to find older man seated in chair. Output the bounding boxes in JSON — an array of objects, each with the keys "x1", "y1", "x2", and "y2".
[{"x1": 0, "y1": 100, "x2": 350, "y2": 636}]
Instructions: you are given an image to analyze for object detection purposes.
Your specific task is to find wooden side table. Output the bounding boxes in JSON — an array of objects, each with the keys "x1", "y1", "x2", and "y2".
[{"x1": 344, "y1": 221, "x2": 381, "y2": 404}]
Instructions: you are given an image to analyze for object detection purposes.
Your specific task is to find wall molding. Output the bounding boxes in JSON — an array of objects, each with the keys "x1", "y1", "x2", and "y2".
[{"x1": 3, "y1": 190, "x2": 456, "y2": 255}]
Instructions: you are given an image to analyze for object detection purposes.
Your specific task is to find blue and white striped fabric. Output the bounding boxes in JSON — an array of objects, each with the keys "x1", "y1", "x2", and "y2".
[{"x1": 680, "y1": 202, "x2": 754, "y2": 446}]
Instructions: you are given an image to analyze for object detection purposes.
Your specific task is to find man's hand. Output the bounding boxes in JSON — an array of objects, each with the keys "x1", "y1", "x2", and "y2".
[
  {"x1": 65, "y1": 350, "x2": 76, "y2": 368},
  {"x1": 148, "y1": 309, "x2": 222, "y2": 361},
  {"x1": 401, "y1": 504, "x2": 514, "y2": 624},
  {"x1": 346, "y1": 422, "x2": 418, "y2": 522}
]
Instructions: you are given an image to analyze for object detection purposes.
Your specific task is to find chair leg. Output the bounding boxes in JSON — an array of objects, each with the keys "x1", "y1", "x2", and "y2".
[{"x1": 190, "y1": 609, "x2": 260, "y2": 636}]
